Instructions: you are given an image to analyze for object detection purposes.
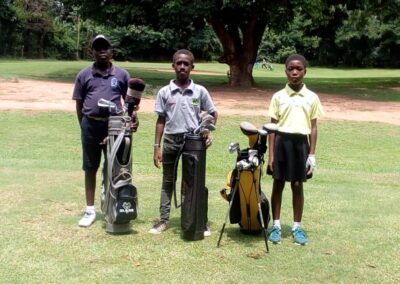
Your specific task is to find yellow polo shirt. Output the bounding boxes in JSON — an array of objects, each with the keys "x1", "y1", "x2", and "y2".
[{"x1": 268, "y1": 84, "x2": 324, "y2": 135}]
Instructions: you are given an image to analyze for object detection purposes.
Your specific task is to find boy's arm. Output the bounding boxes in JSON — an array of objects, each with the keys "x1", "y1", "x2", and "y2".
[
  {"x1": 267, "y1": 118, "x2": 278, "y2": 173},
  {"x1": 210, "y1": 110, "x2": 218, "y2": 125},
  {"x1": 306, "y1": 118, "x2": 318, "y2": 175},
  {"x1": 308, "y1": 118, "x2": 318, "y2": 155},
  {"x1": 75, "y1": 100, "x2": 83, "y2": 125},
  {"x1": 153, "y1": 116, "x2": 166, "y2": 168}
]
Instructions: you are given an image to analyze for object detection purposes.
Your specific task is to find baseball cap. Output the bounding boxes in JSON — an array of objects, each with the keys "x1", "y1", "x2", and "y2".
[{"x1": 91, "y1": 35, "x2": 111, "y2": 50}]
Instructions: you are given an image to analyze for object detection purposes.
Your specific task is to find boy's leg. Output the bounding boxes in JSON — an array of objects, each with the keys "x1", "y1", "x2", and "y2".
[
  {"x1": 271, "y1": 179, "x2": 285, "y2": 221},
  {"x1": 269, "y1": 179, "x2": 285, "y2": 243},
  {"x1": 85, "y1": 169, "x2": 97, "y2": 206},
  {"x1": 291, "y1": 181, "x2": 308, "y2": 245},
  {"x1": 150, "y1": 135, "x2": 182, "y2": 234},
  {"x1": 159, "y1": 156, "x2": 176, "y2": 222},
  {"x1": 291, "y1": 181, "x2": 304, "y2": 222},
  {"x1": 79, "y1": 117, "x2": 107, "y2": 227}
]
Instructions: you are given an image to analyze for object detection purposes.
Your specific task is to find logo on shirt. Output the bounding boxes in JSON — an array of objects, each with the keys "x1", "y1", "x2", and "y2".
[
  {"x1": 192, "y1": 98, "x2": 199, "y2": 106},
  {"x1": 111, "y1": 77, "x2": 120, "y2": 91}
]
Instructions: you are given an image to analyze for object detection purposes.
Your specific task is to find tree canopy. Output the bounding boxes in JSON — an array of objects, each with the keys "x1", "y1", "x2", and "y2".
[{"x1": 1, "y1": 0, "x2": 399, "y2": 86}]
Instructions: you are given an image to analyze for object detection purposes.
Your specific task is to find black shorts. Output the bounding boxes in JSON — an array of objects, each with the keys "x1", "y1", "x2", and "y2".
[
  {"x1": 272, "y1": 132, "x2": 310, "y2": 182},
  {"x1": 80, "y1": 116, "x2": 108, "y2": 171}
]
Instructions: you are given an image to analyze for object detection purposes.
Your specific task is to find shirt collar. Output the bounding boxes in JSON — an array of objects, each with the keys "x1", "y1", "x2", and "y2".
[
  {"x1": 285, "y1": 84, "x2": 306, "y2": 97},
  {"x1": 169, "y1": 79, "x2": 194, "y2": 94},
  {"x1": 92, "y1": 62, "x2": 115, "y2": 77}
]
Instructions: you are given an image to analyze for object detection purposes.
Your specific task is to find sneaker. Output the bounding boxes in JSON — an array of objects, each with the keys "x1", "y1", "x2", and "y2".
[
  {"x1": 204, "y1": 226, "x2": 212, "y2": 237},
  {"x1": 292, "y1": 227, "x2": 308, "y2": 245},
  {"x1": 149, "y1": 221, "x2": 169, "y2": 234},
  {"x1": 268, "y1": 226, "x2": 281, "y2": 244},
  {"x1": 78, "y1": 211, "x2": 96, "y2": 227}
]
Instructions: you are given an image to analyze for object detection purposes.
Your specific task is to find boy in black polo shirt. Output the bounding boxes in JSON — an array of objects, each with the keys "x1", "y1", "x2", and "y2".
[{"x1": 72, "y1": 35, "x2": 138, "y2": 227}]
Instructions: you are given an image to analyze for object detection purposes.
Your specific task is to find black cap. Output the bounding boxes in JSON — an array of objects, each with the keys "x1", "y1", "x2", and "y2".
[{"x1": 91, "y1": 35, "x2": 111, "y2": 50}]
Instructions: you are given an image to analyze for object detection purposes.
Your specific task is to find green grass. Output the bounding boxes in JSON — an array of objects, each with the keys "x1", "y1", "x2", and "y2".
[
  {"x1": 0, "y1": 111, "x2": 399, "y2": 283},
  {"x1": 1, "y1": 59, "x2": 399, "y2": 101}
]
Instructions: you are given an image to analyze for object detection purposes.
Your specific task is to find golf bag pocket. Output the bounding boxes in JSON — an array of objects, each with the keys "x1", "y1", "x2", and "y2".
[
  {"x1": 108, "y1": 116, "x2": 132, "y2": 136},
  {"x1": 114, "y1": 184, "x2": 138, "y2": 224}
]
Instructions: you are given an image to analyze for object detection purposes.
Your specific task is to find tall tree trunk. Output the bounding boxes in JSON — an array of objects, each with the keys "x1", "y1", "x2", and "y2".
[{"x1": 210, "y1": 13, "x2": 267, "y2": 87}]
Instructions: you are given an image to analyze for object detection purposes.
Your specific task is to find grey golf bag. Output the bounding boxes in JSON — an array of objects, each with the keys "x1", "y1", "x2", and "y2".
[{"x1": 98, "y1": 99, "x2": 138, "y2": 234}]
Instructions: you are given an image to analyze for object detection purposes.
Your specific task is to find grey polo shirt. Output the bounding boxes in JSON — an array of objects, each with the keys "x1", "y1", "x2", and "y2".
[
  {"x1": 72, "y1": 63, "x2": 130, "y2": 117},
  {"x1": 154, "y1": 80, "x2": 217, "y2": 134}
]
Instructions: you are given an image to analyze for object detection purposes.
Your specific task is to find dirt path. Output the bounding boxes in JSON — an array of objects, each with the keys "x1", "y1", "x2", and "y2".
[{"x1": 1, "y1": 79, "x2": 399, "y2": 125}]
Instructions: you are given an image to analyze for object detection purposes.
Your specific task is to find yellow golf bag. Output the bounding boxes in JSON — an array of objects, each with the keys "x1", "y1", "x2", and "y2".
[{"x1": 217, "y1": 122, "x2": 277, "y2": 251}]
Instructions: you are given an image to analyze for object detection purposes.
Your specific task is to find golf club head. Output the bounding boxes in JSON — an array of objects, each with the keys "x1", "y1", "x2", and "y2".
[
  {"x1": 239, "y1": 121, "x2": 258, "y2": 136},
  {"x1": 248, "y1": 149, "x2": 259, "y2": 167},
  {"x1": 204, "y1": 123, "x2": 216, "y2": 131},
  {"x1": 258, "y1": 129, "x2": 268, "y2": 136},
  {"x1": 98, "y1": 98, "x2": 117, "y2": 113},
  {"x1": 228, "y1": 142, "x2": 239, "y2": 154},
  {"x1": 263, "y1": 123, "x2": 279, "y2": 133},
  {"x1": 199, "y1": 128, "x2": 210, "y2": 136}
]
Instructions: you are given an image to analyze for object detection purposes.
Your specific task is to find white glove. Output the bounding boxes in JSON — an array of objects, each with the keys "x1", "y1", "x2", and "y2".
[{"x1": 306, "y1": 155, "x2": 316, "y2": 173}]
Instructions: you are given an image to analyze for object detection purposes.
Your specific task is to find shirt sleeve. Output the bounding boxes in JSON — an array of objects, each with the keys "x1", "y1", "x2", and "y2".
[
  {"x1": 200, "y1": 87, "x2": 216, "y2": 113},
  {"x1": 72, "y1": 73, "x2": 84, "y2": 101},
  {"x1": 268, "y1": 93, "x2": 279, "y2": 120},
  {"x1": 154, "y1": 88, "x2": 166, "y2": 116},
  {"x1": 310, "y1": 96, "x2": 324, "y2": 119}
]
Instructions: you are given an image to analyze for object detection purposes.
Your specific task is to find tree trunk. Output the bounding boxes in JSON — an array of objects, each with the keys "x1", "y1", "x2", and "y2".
[
  {"x1": 228, "y1": 60, "x2": 254, "y2": 87},
  {"x1": 210, "y1": 11, "x2": 267, "y2": 87}
]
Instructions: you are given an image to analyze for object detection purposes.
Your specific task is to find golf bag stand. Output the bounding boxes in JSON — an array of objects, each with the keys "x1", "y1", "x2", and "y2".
[
  {"x1": 180, "y1": 134, "x2": 207, "y2": 241},
  {"x1": 101, "y1": 115, "x2": 138, "y2": 233}
]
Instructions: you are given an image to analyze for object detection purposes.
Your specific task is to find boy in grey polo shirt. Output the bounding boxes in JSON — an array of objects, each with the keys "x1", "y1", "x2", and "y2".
[{"x1": 149, "y1": 49, "x2": 218, "y2": 236}]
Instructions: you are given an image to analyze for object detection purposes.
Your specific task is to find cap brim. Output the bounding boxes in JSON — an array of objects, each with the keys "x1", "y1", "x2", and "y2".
[{"x1": 91, "y1": 38, "x2": 111, "y2": 49}]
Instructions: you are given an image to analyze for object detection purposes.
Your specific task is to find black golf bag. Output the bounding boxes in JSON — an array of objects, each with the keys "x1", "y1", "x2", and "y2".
[
  {"x1": 180, "y1": 134, "x2": 208, "y2": 241},
  {"x1": 101, "y1": 115, "x2": 138, "y2": 233}
]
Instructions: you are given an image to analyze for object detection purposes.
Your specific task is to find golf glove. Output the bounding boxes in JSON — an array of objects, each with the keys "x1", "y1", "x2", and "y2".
[{"x1": 306, "y1": 155, "x2": 316, "y2": 172}]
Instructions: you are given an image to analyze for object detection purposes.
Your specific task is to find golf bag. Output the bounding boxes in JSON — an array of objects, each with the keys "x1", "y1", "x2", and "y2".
[
  {"x1": 101, "y1": 115, "x2": 138, "y2": 233},
  {"x1": 224, "y1": 154, "x2": 269, "y2": 234},
  {"x1": 180, "y1": 134, "x2": 208, "y2": 241},
  {"x1": 217, "y1": 122, "x2": 278, "y2": 251}
]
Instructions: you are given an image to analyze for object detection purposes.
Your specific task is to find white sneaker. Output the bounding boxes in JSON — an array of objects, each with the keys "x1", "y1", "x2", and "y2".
[
  {"x1": 204, "y1": 227, "x2": 211, "y2": 237},
  {"x1": 78, "y1": 211, "x2": 96, "y2": 227}
]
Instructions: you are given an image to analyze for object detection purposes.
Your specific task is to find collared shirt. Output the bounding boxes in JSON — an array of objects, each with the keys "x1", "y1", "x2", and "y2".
[
  {"x1": 268, "y1": 84, "x2": 324, "y2": 135},
  {"x1": 72, "y1": 63, "x2": 130, "y2": 117},
  {"x1": 154, "y1": 80, "x2": 217, "y2": 134}
]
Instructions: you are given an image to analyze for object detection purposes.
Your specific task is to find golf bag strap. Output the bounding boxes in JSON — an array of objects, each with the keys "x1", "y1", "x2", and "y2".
[
  {"x1": 122, "y1": 137, "x2": 131, "y2": 164},
  {"x1": 107, "y1": 126, "x2": 131, "y2": 190}
]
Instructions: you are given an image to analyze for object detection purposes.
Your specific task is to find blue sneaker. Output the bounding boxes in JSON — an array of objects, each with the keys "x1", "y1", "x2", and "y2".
[
  {"x1": 292, "y1": 227, "x2": 308, "y2": 245},
  {"x1": 268, "y1": 226, "x2": 281, "y2": 244}
]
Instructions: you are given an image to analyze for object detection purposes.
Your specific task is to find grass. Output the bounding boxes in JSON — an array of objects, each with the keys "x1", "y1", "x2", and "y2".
[
  {"x1": 0, "y1": 110, "x2": 400, "y2": 283},
  {"x1": 1, "y1": 59, "x2": 399, "y2": 101}
]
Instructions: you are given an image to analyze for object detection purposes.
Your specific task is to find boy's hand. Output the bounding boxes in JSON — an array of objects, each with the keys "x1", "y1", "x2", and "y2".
[
  {"x1": 205, "y1": 133, "x2": 213, "y2": 148},
  {"x1": 153, "y1": 146, "x2": 162, "y2": 168},
  {"x1": 130, "y1": 110, "x2": 139, "y2": 131},
  {"x1": 306, "y1": 154, "x2": 316, "y2": 174}
]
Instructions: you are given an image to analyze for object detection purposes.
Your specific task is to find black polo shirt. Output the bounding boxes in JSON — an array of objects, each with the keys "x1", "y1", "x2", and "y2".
[{"x1": 72, "y1": 63, "x2": 130, "y2": 117}]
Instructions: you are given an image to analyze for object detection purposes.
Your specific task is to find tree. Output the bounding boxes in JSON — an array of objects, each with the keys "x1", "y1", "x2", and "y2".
[
  {"x1": 13, "y1": 0, "x2": 56, "y2": 58},
  {"x1": 65, "y1": 0, "x2": 292, "y2": 87}
]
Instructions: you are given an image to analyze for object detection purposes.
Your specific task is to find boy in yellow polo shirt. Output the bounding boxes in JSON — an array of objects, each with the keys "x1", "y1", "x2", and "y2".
[{"x1": 267, "y1": 54, "x2": 324, "y2": 245}]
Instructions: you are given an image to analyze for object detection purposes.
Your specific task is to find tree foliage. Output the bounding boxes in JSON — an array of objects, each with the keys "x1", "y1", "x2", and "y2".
[{"x1": 0, "y1": 0, "x2": 399, "y2": 77}]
